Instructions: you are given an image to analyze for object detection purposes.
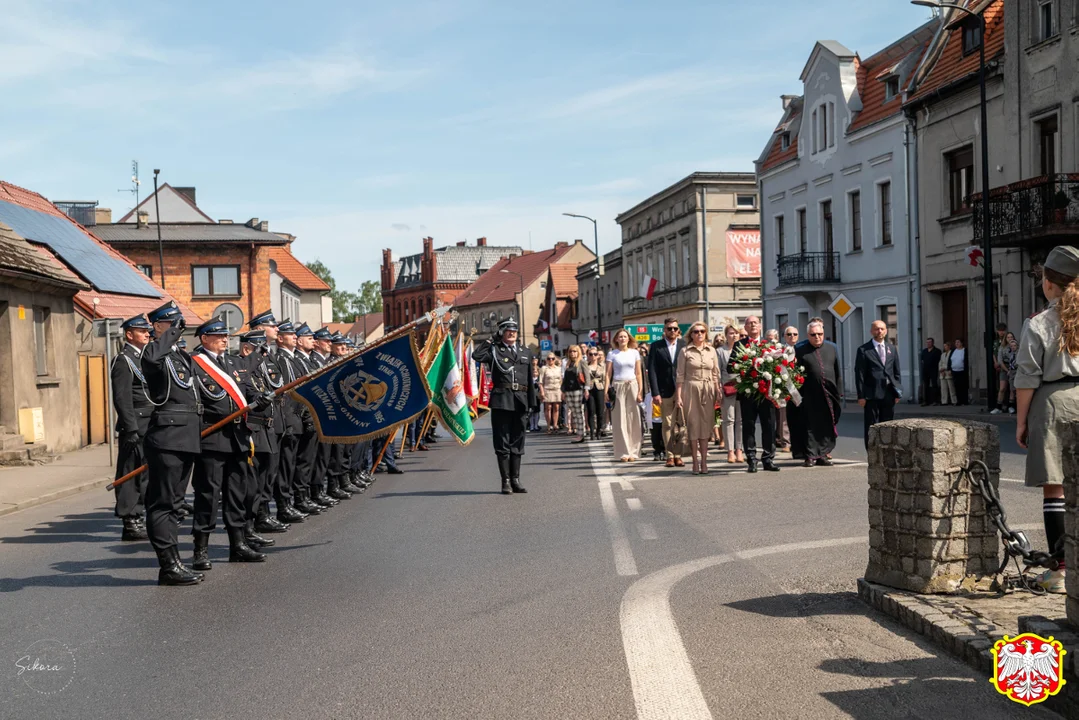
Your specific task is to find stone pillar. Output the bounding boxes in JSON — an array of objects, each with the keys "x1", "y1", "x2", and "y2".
[{"x1": 864, "y1": 418, "x2": 1000, "y2": 593}]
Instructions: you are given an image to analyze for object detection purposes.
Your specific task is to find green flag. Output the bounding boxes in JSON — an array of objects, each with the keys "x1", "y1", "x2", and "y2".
[{"x1": 425, "y1": 335, "x2": 475, "y2": 445}]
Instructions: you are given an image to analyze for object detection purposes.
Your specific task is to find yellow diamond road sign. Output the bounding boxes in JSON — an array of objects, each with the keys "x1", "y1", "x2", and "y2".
[{"x1": 828, "y1": 294, "x2": 855, "y2": 323}]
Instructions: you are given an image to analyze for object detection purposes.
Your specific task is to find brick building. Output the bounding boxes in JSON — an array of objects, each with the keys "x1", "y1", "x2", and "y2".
[
  {"x1": 455, "y1": 240, "x2": 595, "y2": 349},
  {"x1": 380, "y1": 237, "x2": 522, "y2": 330}
]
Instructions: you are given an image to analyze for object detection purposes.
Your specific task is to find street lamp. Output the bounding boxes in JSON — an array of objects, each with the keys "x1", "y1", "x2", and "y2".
[
  {"x1": 563, "y1": 212, "x2": 603, "y2": 344},
  {"x1": 500, "y1": 268, "x2": 525, "y2": 348},
  {"x1": 912, "y1": 0, "x2": 996, "y2": 411}
]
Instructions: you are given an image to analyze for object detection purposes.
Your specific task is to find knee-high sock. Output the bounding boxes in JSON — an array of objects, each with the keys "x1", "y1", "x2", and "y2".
[{"x1": 1044, "y1": 497, "x2": 1066, "y2": 563}]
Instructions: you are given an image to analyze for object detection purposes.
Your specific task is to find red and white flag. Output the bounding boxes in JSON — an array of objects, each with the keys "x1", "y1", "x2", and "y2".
[
  {"x1": 538, "y1": 318, "x2": 549, "y2": 331},
  {"x1": 640, "y1": 274, "x2": 658, "y2": 300},
  {"x1": 966, "y1": 246, "x2": 984, "y2": 268},
  {"x1": 588, "y1": 329, "x2": 598, "y2": 341}
]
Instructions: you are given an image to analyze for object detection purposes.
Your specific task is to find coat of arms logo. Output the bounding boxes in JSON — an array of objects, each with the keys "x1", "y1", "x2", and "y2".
[
  {"x1": 340, "y1": 370, "x2": 389, "y2": 412},
  {"x1": 990, "y1": 633, "x2": 1066, "y2": 706}
]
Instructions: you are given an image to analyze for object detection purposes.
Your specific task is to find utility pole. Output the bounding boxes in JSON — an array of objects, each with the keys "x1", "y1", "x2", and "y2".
[{"x1": 153, "y1": 169, "x2": 166, "y2": 290}]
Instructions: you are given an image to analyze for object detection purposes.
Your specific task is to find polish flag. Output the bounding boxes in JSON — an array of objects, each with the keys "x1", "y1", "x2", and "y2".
[
  {"x1": 640, "y1": 274, "x2": 658, "y2": 300},
  {"x1": 538, "y1": 318, "x2": 549, "y2": 331},
  {"x1": 966, "y1": 246, "x2": 984, "y2": 268}
]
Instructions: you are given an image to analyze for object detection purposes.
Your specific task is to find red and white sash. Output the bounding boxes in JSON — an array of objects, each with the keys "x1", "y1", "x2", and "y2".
[{"x1": 192, "y1": 353, "x2": 249, "y2": 413}]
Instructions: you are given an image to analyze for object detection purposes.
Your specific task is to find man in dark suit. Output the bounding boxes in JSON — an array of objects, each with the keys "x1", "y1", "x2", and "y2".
[
  {"x1": 111, "y1": 313, "x2": 154, "y2": 542},
  {"x1": 855, "y1": 320, "x2": 903, "y2": 449},
  {"x1": 727, "y1": 315, "x2": 779, "y2": 473},
  {"x1": 472, "y1": 318, "x2": 537, "y2": 494},
  {"x1": 647, "y1": 318, "x2": 685, "y2": 468},
  {"x1": 919, "y1": 338, "x2": 942, "y2": 406}
]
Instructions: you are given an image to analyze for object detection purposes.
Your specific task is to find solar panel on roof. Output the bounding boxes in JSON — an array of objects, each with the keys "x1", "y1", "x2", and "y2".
[{"x1": 0, "y1": 200, "x2": 162, "y2": 298}]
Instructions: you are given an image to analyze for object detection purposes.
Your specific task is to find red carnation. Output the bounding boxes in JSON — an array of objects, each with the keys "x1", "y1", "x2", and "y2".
[
  {"x1": 795, "y1": 375, "x2": 805, "y2": 384},
  {"x1": 751, "y1": 370, "x2": 758, "y2": 379}
]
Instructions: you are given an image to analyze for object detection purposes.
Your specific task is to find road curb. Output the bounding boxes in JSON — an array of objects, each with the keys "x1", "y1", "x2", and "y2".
[
  {"x1": 858, "y1": 578, "x2": 1079, "y2": 715},
  {"x1": 0, "y1": 477, "x2": 110, "y2": 518}
]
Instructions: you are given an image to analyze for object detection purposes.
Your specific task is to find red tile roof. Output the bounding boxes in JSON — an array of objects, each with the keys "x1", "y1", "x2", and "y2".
[
  {"x1": 906, "y1": 0, "x2": 1003, "y2": 104},
  {"x1": 848, "y1": 24, "x2": 935, "y2": 132},
  {"x1": 0, "y1": 180, "x2": 201, "y2": 323},
  {"x1": 454, "y1": 243, "x2": 581, "y2": 308},
  {"x1": 267, "y1": 247, "x2": 331, "y2": 292},
  {"x1": 547, "y1": 264, "x2": 580, "y2": 299}
]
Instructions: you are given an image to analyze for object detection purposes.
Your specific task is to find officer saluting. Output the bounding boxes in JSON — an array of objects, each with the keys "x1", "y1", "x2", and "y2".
[
  {"x1": 111, "y1": 313, "x2": 154, "y2": 541},
  {"x1": 472, "y1": 318, "x2": 537, "y2": 494},
  {"x1": 141, "y1": 301, "x2": 204, "y2": 586}
]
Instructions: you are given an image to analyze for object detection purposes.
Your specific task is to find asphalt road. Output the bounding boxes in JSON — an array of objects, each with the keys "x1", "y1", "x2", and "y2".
[{"x1": 1, "y1": 415, "x2": 1051, "y2": 719}]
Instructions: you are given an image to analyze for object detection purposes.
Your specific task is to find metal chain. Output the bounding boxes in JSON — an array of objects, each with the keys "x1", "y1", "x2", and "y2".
[{"x1": 960, "y1": 460, "x2": 1058, "y2": 595}]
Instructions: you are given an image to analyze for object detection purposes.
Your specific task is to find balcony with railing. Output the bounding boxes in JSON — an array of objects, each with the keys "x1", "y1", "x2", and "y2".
[
  {"x1": 971, "y1": 174, "x2": 1079, "y2": 246},
  {"x1": 776, "y1": 251, "x2": 840, "y2": 288}
]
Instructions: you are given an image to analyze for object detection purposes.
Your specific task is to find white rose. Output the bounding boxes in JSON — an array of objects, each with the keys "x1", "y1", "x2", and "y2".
[{"x1": 762, "y1": 372, "x2": 772, "y2": 380}]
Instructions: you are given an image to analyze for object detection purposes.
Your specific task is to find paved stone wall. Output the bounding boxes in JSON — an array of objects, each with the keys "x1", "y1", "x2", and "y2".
[{"x1": 864, "y1": 418, "x2": 1000, "y2": 593}]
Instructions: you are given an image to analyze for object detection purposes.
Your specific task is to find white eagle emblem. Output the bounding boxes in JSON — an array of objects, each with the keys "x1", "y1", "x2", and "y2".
[{"x1": 991, "y1": 633, "x2": 1066, "y2": 706}]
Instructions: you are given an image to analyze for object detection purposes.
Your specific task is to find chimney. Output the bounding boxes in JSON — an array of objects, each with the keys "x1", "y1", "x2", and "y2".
[
  {"x1": 781, "y1": 94, "x2": 798, "y2": 110},
  {"x1": 456, "y1": 241, "x2": 466, "y2": 247},
  {"x1": 423, "y1": 236, "x2": 434, "y2": 256},
  {"x1": 174, "y1": 187, "x2": 197, "y2": 206},
  {"x1": 219, "y1": 219, "x2": 233, "y2": 224},
  {"x1": 555, "y1": 241, "x2": 568, "y2": 249},
  {"x1": 476, "y1": 237, "x2": 487, "y2": 247},
  {"x1": 259, "y1": 220, "x2": 269, "y2": 232},
  {"x1": 245, "y1": 218, "x2": 260, "y2": 228},
  {"x1": 95, "y1": 207, "x2": 112, "y2": 224},
  {"x1": 137, "y1": 210, "x2": 149, "y2": 229},
  {"x1": 381, "y1": 248, "x2": 395, "y2": 291}
]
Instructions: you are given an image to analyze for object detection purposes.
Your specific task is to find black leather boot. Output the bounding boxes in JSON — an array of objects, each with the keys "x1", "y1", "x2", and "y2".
[
  {"x1": 255, "y1": 511, "x2": 288, "y2": 534},
  {"x1": 192, "y1": 531, "x2": 212, "y2": 571},
  {"x1": 279, "y1": 502, "x2": 306, "y2": 523},
  {"x1": 329, "y1": 484, "x2": 352, "y2": 500},
  {"x1": 509, "y1": 456, "x2": 526, "y2": 493},
  {"x1": 228, "y1": 527, "x2": 267, "y2": 563},
  {"x1": 313, "y1": 489, "x2": 338, "y2": 507},
  {"x1": 158, "y1": 547, "x2": 202, "y2": 586},
  {"x1": 295, "y1": 489, "x2": 323, "y2": 515},
  {"x1": 244, "y1": 522, "x2": 274, "y2": 548},
  {"x1": 501, "y1": 478, "x2": 512, "y2": 495},
  {"x1": 121, "y1": 518, "x2": 148, "y2": 542},
  {"x1": 510, "y1": 477, "x2": 527, "y2": 494}
]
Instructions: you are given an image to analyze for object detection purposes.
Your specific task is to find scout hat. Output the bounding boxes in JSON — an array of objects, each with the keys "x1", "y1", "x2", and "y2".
[{"x1": 1045, "y1": 246, "x2": 1079, "y2": 278}]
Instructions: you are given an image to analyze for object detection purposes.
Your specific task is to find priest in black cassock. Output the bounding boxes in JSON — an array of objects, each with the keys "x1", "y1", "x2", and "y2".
[{"x1": 787, "y1": 319, "x2": 842, "y2": 467}]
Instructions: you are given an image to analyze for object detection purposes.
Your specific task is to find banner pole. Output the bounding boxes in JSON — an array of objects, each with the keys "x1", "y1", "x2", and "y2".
[
  {"x1": 107, "y1": 308, "x2": 450, "y2": 491},
  {"x1": 374, "y1": 424, "x2": 399, "y2": 470}
]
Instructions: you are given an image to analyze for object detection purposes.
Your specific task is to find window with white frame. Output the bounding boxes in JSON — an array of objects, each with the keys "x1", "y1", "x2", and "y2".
[
  {"x1": 947, "y1": 146, "x2": 975, "y2": 214},
  {"x1": 33, "y1": 306, "x2": 51, "y2": 376},
  {"x1": 736, "y1": 194, "x2": 756, "y2": 209},
  {"x1": 884, "y1": 76, "x2": 900, "y2": 100},
  {"x1": 657, "y1": 251, "x2": 665, "y2": 291},
  {"x1": 637, "y1": 256, "x2": 644, "y2": 295},
  {"x1": 682, "y1": 241, "x2": 691, "y2": 285},
  {"x1": 669, "y1": 245, "x2": 677, "y2": 288},
  {"x1": 811, "y1": 109, "x2": 818, "y2": 153},
  {"x1": 776, "y1": 215, "x2": 786, "y2": 256},
  {"x1": 797, "y1": 207, "x2": 807, "y2": 253},
  {"x1": 1036, "y1": 0, "x2": 1057, "y2": 42}
]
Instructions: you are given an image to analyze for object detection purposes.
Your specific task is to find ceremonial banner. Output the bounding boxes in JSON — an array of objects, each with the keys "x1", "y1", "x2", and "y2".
[
  {"x1": 725, "y1": 230, "x2": 761, "y2": 278},
  {"x1": 426, "y1": 336, "x2": 475, "y2": 445},
  {"x1": 290, "y1": 333, "x2": 432, "y2": 442}
]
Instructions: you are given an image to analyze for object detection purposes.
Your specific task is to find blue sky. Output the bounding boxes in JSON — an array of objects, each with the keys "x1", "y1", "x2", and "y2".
[{"x1": 1, "y1": 0, "x2": 934, "y2": 291}]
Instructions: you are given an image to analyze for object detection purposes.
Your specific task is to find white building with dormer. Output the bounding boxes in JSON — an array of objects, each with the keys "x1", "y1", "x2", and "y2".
[{"x1": 755, "y1": 24, "x2": 935, "y2": 397}]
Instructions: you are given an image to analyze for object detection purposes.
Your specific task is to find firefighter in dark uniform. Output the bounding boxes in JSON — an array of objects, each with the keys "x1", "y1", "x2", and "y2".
[
  {"x1": 273, "y1": 320, "x2": 324, "y2": 517},
  {"x1": 472, "y1": 318, "x2": 536, "y2": 494},
  {"x1": 141, "y1": 301, "x2": 204, "y2": 586},
  {"x1": 324, "y1": 332, "x2": 362, "y2": 495},
  {"x1": 188, "y1": 319, "x2": 274, "y2": 571},
  {"x1": 250, "y1": 311, "x2": 308, "y2": 525},
  {"x1": 111, "y1": 313, "x2": 153, "y2": 541},
  {"x1": 239, "y1": 330, "x2": 290, "y2": 535},
  {"x1": 293, "y1": 322, "x2": 337, "y2": 509}
]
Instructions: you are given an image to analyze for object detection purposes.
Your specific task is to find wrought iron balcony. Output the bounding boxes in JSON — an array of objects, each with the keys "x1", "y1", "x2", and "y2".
[
  {"x1": 971, "y1": 174, "x2": 1079, "y2": 246},
  {"x1": 776, "y1": 252, "x2": 840, "y2": 287}
]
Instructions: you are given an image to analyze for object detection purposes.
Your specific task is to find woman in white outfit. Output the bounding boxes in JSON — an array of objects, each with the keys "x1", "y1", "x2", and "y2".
[{"x1": 606, "y1": 329, "x2": 643, "y2": 461}]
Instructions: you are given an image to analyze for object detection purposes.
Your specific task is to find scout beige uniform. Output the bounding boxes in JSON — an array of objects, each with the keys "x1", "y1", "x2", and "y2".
[{"x1": 1016, "y1": 300, "x2": 1079, "y2": 487}]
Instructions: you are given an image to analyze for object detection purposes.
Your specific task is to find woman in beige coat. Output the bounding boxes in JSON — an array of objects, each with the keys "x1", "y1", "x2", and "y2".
[{"x1": 676, "y1": 321, "x2": 721, "y2": 474}]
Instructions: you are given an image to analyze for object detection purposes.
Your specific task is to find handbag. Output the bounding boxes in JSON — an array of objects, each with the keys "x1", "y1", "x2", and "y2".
[
  {"x1": 722, "y1": 381, "x2": 737, "y2": 397},
  {"x1": 668, "y1": 407, "x2": 690, "y2": 458}
]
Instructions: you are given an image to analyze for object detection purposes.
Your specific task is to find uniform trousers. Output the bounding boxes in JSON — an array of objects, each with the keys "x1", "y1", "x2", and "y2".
[
  {"x1": 193, "y1": 449, "x2": 254, "y2": 532},
  {"x1": 314, "y1": 443, "x2": 332, "y2": 492},
  {"x1": 275, "y1": 432, "x2": 298, "y2": 508},
  {"x1": 294, "y1": 430, "x2": 319, "y2": 496},
  {"x1": 862, "y1": 399, "x2": 895, "y2": 450},
  {"x1": 491, "y1": 406, "x2": 526, "y2": 480},
  {"x1": 740, "y1": 398, "x2": 776, "y2": 464},
  {"x1": 113, "y1": 440, "x2": 147, "y2": 519},
  {"x1": 144, "y1": 446, "x2": 198, "y2": 554},
  {"x1": 252, "y1": 452, "x2": 275, "y2": 519}
]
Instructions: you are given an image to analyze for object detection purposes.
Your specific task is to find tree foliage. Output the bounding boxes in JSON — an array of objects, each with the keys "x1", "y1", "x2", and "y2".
[{"x1": 304, "y1": 260, "x2": 382, "y2": 322}]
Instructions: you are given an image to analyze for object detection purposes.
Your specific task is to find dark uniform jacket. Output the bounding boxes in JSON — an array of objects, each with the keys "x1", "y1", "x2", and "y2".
[
  {"x1": 472, "y1": 341, "x2": 537, "y2": 411},
  {"x1": 191, "y1": 347, "x2": 260, "y2": 455},
  {"x1": 270, "y1": 347, "x2": 306, "y2": 435},
  {"x1": 244, "y1": 350, "x2": 282, "y2": 453},
  {"x1": 141, "y1": 325, "x2": 203, "y2": 454},
  {"x1": 855, "y1": 340, "x2": 903, "y2": 401},
  {"x1": 111, "y1": 343, "x2": 153, "y2": 439}
]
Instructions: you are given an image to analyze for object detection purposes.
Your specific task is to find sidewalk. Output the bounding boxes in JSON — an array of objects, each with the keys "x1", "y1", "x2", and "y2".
[{"x1": 0, "y1": 443, "x2": 115, "y2": 517}]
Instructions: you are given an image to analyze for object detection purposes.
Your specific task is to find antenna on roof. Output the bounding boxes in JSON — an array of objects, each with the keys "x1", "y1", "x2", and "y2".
[
  {"x1": 117, "y1": 160, "x2": 140, "y2": 214},
  {"x1": 528, "y1": 231, "x2": 532, "y2": 251}
]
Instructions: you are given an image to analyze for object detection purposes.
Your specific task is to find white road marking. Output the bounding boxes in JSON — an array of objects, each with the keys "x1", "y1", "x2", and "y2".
[
  {"x1": 621, "y1": 537, "x2": 865, "y2": 720},
  {"x1": 626, "y1": 498, "x2": 643, "y2": 512},
  {"x1": 1000, "y1": 477, "x2": 1024, "y2": 484},
  {"x1": 590, "y1": 443, "x2": 639, "y2": 576},
  {"x1": 637, "y1": 522, "x2": 658, "y2": 540}
]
